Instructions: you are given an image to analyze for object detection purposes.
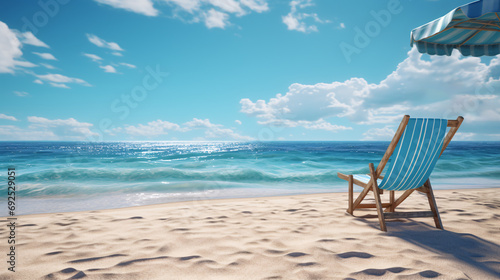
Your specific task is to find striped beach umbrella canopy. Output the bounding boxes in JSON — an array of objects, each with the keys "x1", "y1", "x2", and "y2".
[{"x1": 411, "y1": 0, "x2": 500, "y2": 56}]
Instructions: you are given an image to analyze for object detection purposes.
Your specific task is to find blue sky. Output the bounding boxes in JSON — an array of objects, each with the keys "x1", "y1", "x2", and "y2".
[{"x1": 0, "y1": 0, "x2": 499, "y2": 141}]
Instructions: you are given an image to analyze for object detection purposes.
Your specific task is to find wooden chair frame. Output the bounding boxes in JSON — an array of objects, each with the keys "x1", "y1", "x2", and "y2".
[{"x1": 337, "y1": 115, "x2": 464, "y2": 231}]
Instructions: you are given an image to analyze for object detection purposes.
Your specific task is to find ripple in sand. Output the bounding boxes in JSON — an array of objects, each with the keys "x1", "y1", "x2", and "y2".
[
  {"x1": 70, "y1": 271, "x2": 87, "y2": 279},
  {"x1": 195, "y1": 259, "x2": 217, "y2": 265},
  {"x1": 178, "y1": 255, "x2": 201, "y2": 261},
  {"x1": 171, "y1": 228, "x2": 190, "y2": 232},
  {"x1": 354, "y1": 267, "x2": 406, "y2": 276},
  {"x1": 60, "y1": 268, "x2": 77, "y2": 274},
  {"x1": 286, "y1": 252, "x2": 308, "y2": 258},
  {"x1": 116, "y1": 256, "x2": 169, "y2": 266},
  {"x1": 19, "y1": 223, "x2": 37, "y2": 227},
  {"x1": 337, "y1": 251, "x2": 373, "y2": 259},
  {"x1": 69, "y1": 253, "x2": 127, "y2": 263},
  {"x1": 418, "y1": 270, "x2": 441, "y2": 278},
  {"x1": 316, "y1": 238, "x2": 336, "y2": 243},
  {"x1": 45, "y1": 251, "x2": 63, "y2": 256},
  {"x1": 265, "y1": 249, "x2": 286, "y2": 255},
  {"x1": 296, "y1": 262, "x2": 318, "y2": 267}
]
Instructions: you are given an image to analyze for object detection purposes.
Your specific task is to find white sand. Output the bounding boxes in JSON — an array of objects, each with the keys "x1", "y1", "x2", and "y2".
[{"x1": 1, "y1": 188, "x2": 499, "y2": 279}]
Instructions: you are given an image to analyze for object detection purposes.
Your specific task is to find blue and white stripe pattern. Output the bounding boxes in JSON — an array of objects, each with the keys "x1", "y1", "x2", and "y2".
[
  {"x1": 411, "y1": 0, "x2": 500, "y2": 56},
  {"x1": 353, "y1": 174, "x2": 382, "y2": 185},
  {"x1": 378, "y1": 118, "x2": 448, "y2": 191}
]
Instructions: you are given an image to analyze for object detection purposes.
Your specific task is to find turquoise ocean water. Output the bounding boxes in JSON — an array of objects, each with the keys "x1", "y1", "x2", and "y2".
[{"x1": 0, "y1": 141, "x2": 499, "y2": 215}]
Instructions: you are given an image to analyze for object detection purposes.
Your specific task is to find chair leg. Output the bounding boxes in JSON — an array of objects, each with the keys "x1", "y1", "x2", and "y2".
[
  {"x1": 369, "y1": 163, "x2": 387, "y2": 231},
  {"x1": 347, "y1": 175, "x2": 353, "y2": 215},
  {"x1": 389, "y1": 191, "x2": 395, "y2": 212},
  {"x1": 384, "y1": 189, "x2": 414, "y2": 212},
  {"x1": 425, "y1": 180, "x2": 443, "y2": 229}
]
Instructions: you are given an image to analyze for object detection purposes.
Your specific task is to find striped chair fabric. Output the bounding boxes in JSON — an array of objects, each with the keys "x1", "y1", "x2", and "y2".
[{"x1": 353, "y1": 118, "x2": 448, "y2": 191}]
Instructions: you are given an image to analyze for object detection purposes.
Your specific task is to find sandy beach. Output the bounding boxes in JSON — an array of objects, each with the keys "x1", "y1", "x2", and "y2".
[{"x1": 1, "y1": 188, "x2": 499, "y2": 280}]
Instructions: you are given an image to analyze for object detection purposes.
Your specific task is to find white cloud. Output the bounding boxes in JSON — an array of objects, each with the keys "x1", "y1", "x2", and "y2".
[
  {"x1": 15, "y1": 31, "x2": 49, "y2": 48},
  {"x1": 240, "y1": 79, "x2": 365, "y2": 130},
  {"x1": 32, "y1": 52, "x2": 57, "y2": 60},
  {"x1": 204, "y1": 9, "x2": 230, "y2": 29},
  {"x1": 14, "y1": 91, "x2": 29, "y2": 96},
  {"x1": 40, "y1": 63, "x2": 55, "y2": 69},
  {"x1": 0, "y1": 125, "x2": 56, "y2": 141},
  {"x1": 29, "y1": 116, "x2": 98, "y2": 140},
  {"x1": 0, "y1": 114, "x2": 17, "y2": 121},
  {"x1": 125, "y1": 120, "x2": 182, "y2": 136},
  {"x1": 119, "y1": 62, "x2": 136, "y2": 68},
  {"x1": 295, "y1": 119, "x2": 351, "y2": 132},
  {"x1": 339, "y1": 22, "x2": 345, "y2": 29},
  {"x1": 94, "y1": 0, "x2": 159, "y2": 16},
  {"x1": 207, "y1": 0, "x2": 245, "y2": 16},
  {"x1": 184, "y1": 118, "x2": 215, "y2": 128},
  {"x1": 241, "y1": 47, "x2": 500, "y2": 138},
  {"x1": 100, "y1": 65, "x2": 117, "y2": 73},
  {"x1": 282, "y1": 0, "x2": 327, "y2": 33},
  {"x1": 184, "y1": 118, "x2": 254, "y2": 140},
  {"x1": 86, "y1": 34, "x2": 124, "y2": 52},
  {"x1": 94, "y1": 0, "x2": 269, "y2": 30},
  {"x1": 49, "y1": 82, "x2": 70, "y2": 89},
  {"x1": 0, "y1": 21, "x2": 36, "y2": 73},
  {"x1": 240, "y1": 0, "x2": 268, "y2": 12},
  {"x1": 35, "y1": 73, "x2": 91, "y2": 87},
  {"x1": 454, "y1": 132, "x2": 476, "y2": 140},
  {"x1": 362, "y1": 126, "x2": 395, "y2": 141},
  {"x1": 235, "y1": 120, "x2": 242, "y2": 125},
  {"x1": 111, "y1": 52, "x2": 123, "y2": 56},
  {"x1": 83, "y1": 53, "x2": 103, "y2": 62},
  {"x1": 163, "y1": 0, "x2": 202, "y2": 13},
  {"x1": 161, "y1": 0, "x2": 268, "y2": 29},
  {"x1": 33, "y1": 79, "x2": 43, "y2": 84},
  {"x1": 0, "y1": 116, "x2": 98, "y2": 141}
]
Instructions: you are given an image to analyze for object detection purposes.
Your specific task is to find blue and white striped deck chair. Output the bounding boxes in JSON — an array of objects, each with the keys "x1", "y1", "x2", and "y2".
[{"x1": 337, "y1": 115, "x2": 463, "y2": 231}]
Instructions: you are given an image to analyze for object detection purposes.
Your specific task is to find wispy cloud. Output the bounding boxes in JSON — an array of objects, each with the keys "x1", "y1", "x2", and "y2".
[
  {"x1": 94, "y1": 0, "x2": 269, "y2": 29},
  {"x1": 124, "y1": 120, "x2": 183, "y2": 136},
  {"x1": 32, "y1": 52, "x2": 57, "y2": 60},
  {"x1": 40, "y1": 63, "x2": 56, "y2": 69},
  {"x1": 0, "y1": 113, "x2": 17, "y2": 121},
  {"x1": 362, "y1": 126, "x2": 395, "y2": 141},
  {"x1": 34, "y1": 73, "x2": 91, "y2": 88},
  {"x1": 0, "y1": 116, "x2": 98, "y2": 141},
  {"x1": 14, "y1": 91, "x2": 29, "y2": 97},
  {"x1": 99, "y1": 65, "x2": 117, "y2": 73},
  {"x1": 282, "y1": 0, "x2": 328, "y2": 33},
  {"x1": 86, "y1": 34, "x2": 124, "y2": 52},
  {"x1": 94, "y1": 0, "x2": 159, "y2": 16},
  {"x1": 83, "y1": 53, "x2": 103, "y2": 62},
  {"x1": 119, "y1": 62, "x2": 136, "y2": 68},
  {"x1": 184, "y1": 118, "x2": 254, "y2": 140},
  {"x1": 15, "y1": 31, "x2": 49, "y2": 48},
  {"x1": 84, "y1": 51, "x2": 133, "y2": 73},
  {"x1": 122, "y1": 118, "x2": 253, "y2": 140},
  {"x1": 49, "y1": 82, "x2": 70, "y2": 89}
]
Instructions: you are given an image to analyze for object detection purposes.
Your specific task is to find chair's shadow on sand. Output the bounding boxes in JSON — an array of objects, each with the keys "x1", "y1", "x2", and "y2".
[{"x1": 363, "y1": 218, "x2": 500, "y2": 278}]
